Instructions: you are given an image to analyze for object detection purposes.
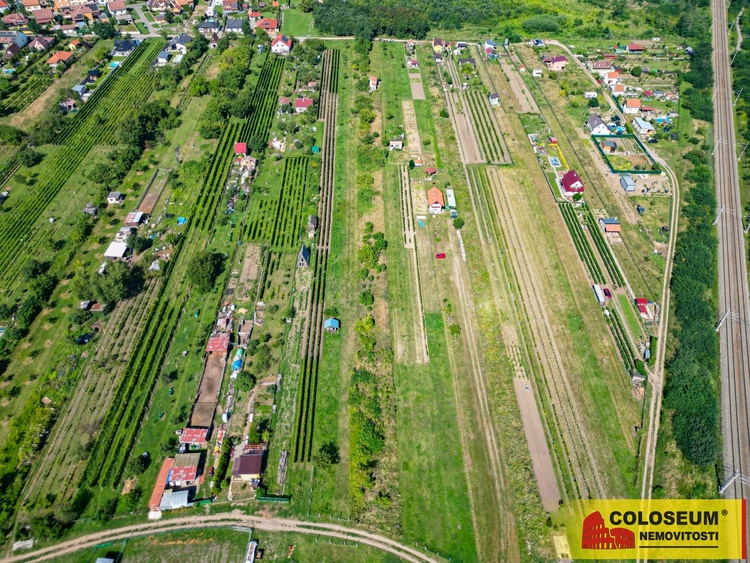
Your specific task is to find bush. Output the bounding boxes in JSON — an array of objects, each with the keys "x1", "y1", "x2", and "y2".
[
  {"x1": 587, "y1": 97, "x2": 600, "y2": 108},
  {"x1": 522, "y1": 15, "x2": 561, "y2": 34},
  {"x1": 453, "y1": 217, "x2": 465, "y2": 230},
  {"x1": 186, "y1": 251, "x2": 222, "y2": 293}
]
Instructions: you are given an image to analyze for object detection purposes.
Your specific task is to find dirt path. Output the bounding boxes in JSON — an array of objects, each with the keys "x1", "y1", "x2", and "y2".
[
  {"x1": 398, "y1": 165, "x2": 428, "y2": 363},
  {"x1": 2, "y1": 512, "x2": 440, "y2": 563},
  {"x1": 513, "y1": 379, "x2": 561, "y2": 511},
  {"x1": 402, "y1": 100, "x2": 423, "y2": 155}
]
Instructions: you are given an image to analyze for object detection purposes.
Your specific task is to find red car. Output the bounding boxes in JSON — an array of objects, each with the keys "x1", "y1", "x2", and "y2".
[
  {"x1": 435, "y1": 253, "x2": 446, "y2": 259},
  {"x1": 603, "y1": 288, "x2": 612, "y2": 299}
]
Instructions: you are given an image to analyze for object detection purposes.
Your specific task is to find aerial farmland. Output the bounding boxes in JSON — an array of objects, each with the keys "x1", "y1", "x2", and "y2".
[{"x1": 0, "y1": 0, "x2": 725, "y2": 559}]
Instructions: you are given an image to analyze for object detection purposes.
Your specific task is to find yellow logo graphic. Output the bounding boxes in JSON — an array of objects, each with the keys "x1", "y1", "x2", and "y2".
[{"x1": 564, "y1": 499, "x2": 746, "y2": 559}]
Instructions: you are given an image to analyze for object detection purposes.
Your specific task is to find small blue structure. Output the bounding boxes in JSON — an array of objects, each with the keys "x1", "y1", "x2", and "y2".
[
  {"x1": 177, "y1": 217, "x2": 187, "y2": 225},
  {"x1": 311, "y1": 145, "x2": 320, "y2": 154},
  {"x1": 324, "y1": 318, "x2": 340, "y2": 333}
]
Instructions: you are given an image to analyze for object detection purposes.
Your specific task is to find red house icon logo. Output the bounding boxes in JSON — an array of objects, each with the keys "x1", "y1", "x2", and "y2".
[{"x1": 582, "y1": 511, "x2": 635, "y2": 549}]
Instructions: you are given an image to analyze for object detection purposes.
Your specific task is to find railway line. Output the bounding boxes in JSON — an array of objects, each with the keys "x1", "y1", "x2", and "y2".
[{"x1": 713, "y1": 0, "x2": 750, "y2": 556}]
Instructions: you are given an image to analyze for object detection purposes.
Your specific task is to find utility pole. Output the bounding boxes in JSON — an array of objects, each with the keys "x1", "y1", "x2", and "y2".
[
  {"x1": 739, "y1": 140, "x2": 750, "y2": 161},
  {"x1": 714, "y1": 204, "x2": 727, "y2": 225},
  {"x1": 735, "y1": 87, "x2": 744, "y2": 105},
  {"x1": 719, "y1": 471, "x2": 750, "y2": 494},
  {"x1": 716, "y1": 309, "x2": 731, "y2": 332}
]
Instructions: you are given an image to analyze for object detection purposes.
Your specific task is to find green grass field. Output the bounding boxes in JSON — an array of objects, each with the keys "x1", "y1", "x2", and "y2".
[{"x1": 281, "y1": 8, "x2": 313, "y2": 37}]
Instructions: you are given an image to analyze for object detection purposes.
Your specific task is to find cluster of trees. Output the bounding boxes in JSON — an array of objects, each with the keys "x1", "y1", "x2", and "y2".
[
  {"x1": 154, "y1": 33, "x2": 209, "y2": 91},
  {"x1": 197, "y1": 39, "x2": 258, "y2": 138},
  {"x1": 314, "y1": 0, "x2": 429, "y2": 39},
  {"x1": 186, "y1": 250, "x2": 223, "y2": 293},
  {"x1": 663, "y1": 151, "x2": 719, "y2": 467},
  {"x1": 72, "y1": 260, "x2": 144, "y2": 309}
]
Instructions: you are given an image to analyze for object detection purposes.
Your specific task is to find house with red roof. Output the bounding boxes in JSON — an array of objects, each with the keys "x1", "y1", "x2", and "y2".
[
  {"x1": 634, "y1": 297, "x2": 654, "y2": 319},
  {"x1": 0, "y1": 0, "x2": 9, "y2": 14},
  {"x1": 626, "y1": 43, "x2": 644, "y2": 53},
  {"x1": 294, "y1": 97, "x2": 313, "y2": 113},
  {"x1": 624, "y1": 98, "x2": 641, "y2": 114},
  {"x1": 560, "y1": 170, "x2": 584, "y2": 195},
  {"x1": 425, "y1": 167, "x2": 437, "y2": 177},
  {"x1": 610, "y1": 83, "x2": 626, "y2": 97},
  {"x1": 271, "y1": 34, "x2": 291, "y2": 55},
  {"x1": 169, "y1": 453, "x2": 200, "y2": 486},
  {"x1": 369, "y1": 75, "x2": 378, "y2": 91},
  {"x1": 149, "y1": 458, "x2": 174, "y2": 511},
  {"x1": 180, "y1": 427, "x2": 209, "y2": 446},
  {"x1": 47, "y1": 50, "x2": 74, "y2": 68},
  {"x1": 256, "y1": 17, "x2": 277, "y2": 32},
  {"x1": 206, "y1": 332, "x2": 230, "y2": 353},
  {"x1": 2, "y1": 13, "x2": 28, "y2": 26},
  {"x1": 34, "y1": 8, "x2": 54, "y2": 24},
  {"x1": 234, "y1": 142, "x2": 247, "y2": 156},
  {"x1": 427, "y1": 187, "x2": 444, "y2": 214},
  {"x1": 248, "y1": 10, "x2": 261, "y2": 19},
  {"x1": 544, "y1": 55, "x2": 567, "y2": 71}
]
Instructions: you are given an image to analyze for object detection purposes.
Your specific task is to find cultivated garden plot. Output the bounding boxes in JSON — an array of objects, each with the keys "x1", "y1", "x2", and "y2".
[{"x1": 592, "y1": 134, "x2": 660, "y2": 173}]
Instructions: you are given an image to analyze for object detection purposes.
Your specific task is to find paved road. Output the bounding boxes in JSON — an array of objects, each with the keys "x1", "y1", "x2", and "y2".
[
  {"x1": 1, "y1": 512, "x2": 440, "y2": 563},
  {"x1": 713, "y1": 0, "x2": 750, "y2": 558},
  {"x1": 129, "y1": 3, "x2": 162, "y2": 38}
]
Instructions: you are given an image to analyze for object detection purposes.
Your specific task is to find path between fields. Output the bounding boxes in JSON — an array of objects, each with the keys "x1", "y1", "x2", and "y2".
[{"x1": 1, "y1": 512, "x2": 440, "y2": 563}]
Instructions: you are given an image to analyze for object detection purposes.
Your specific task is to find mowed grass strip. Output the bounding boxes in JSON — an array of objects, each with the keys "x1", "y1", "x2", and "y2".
[{"x1": 395, "y1": 313, "x2": 477, "y2": 562}]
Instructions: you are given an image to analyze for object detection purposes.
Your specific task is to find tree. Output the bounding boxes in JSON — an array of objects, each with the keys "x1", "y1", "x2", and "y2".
[
  {"x1": 127, "y1": 452, "x2": 150, "y2": 475},
  {"x1": 248, "y1": 135, "x2": 266, "y2": 154},
  {"x1": 93, "y1": 497, "x2": 117, "y2": 524},
  {"x1": 298, "y1": 0, "x2": 315, "y2": 12},
  {"x1": 449, "y1": 323, "x2": 462, "y2": 338},
  {"x1": 235, "y1": 371, "x2": 256, "y2": 392},
  {"x1": 17, "y1": 146, "x2": 42, "y2": 168},
  {"x1": 587, "y1": 96, "x2": 600, "y2": 107},
  {"x1": 439, "y1": 108, "x2": 449, "y2": 118},
  {"x1": 189, "y1": 76, "x2": 209, "y2": 98},
  {"x1": 186, "y1": 250, "x2": 221, "y2": 293},
  {"x1": 631, "y1": 65, "x2": 643, "y2": 77},
  {"x1": 0, "y1": 124, "x2": 25, "y2": 145},
  {"x1": 92, "y1": 21, "x2": 117, "y2": 39},
  {"x1": 313, "y1": 441, "x2": 340, "y2": 469},
  {"x1": 22, "y1": 259, "x2": 48, "y2": 280},
  {"x1": 453, "y1": 217, "x2": 465, "y2": 230}
]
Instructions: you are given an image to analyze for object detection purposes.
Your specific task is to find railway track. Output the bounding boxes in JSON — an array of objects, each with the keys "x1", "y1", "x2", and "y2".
[{"x1": 713, "y1": 0, "x2": 750, "y2": 556}]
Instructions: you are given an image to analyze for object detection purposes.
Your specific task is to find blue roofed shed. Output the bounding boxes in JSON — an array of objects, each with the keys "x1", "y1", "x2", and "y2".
[{"x1": 324, "y1": 318, "x2": 340, "y2": 333}]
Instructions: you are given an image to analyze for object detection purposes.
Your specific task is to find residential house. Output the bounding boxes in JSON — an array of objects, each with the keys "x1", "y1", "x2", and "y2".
[
  {"x1": 626, "y1": 43, "x2": 644, "y2": 53},
  {"x1": 427, "y1": 187, "x2": 444, "y2": 214},
  {"x1": 530, "y1": 38, "x2": 545, "y2": 47},
  {"x1": 407, "y1": 58, "x2": 419, "y2": 69},
  {"x1": 145, "y1": 0, "x2": 171, "y2": 12},
  {"x1": 0, "y1": 31, "x2": 28, "y2": 48},
  {"x1": 225, "y1": 18, "x2": 244, "y2": 34},
  {"x1": 2, "y1": 13, "x2": 28, "y2": 26},
  {"x1": 34, "y1": 8, "x2": 55, "y2": 24},
  {"x1": 433, "y1": 52, "x2": 442, "y2": 64},
  {"x1": 84, "y1": 67, "x2": 100, "y2": 82},
  {"x1": 197, "y1": 21, "x2": 221, "y2": 36},
  {"x1": 604, "y1": 70, "x2": 620, "y2": 85},
  {"x1": 111, "y1": 39, "x2": 138, "y2": 56},
  {"x1": 560, "y1": 169, "x2": 584, "y2": 195},
  {"x1": 69, "y1": 38, "x2": 82, "y2": 49},
  {"x1": 602, "y1": 139, "x2": 617, "y2": 153},
  {"x1": 107, "y1": 0, "x2": 126, "y2": 15},
  {"x1": 60, "y1": 97, "x2": 77, "y2": 112},
  {"x1": 587, "y1": 114, "x2": 610, "y2": 136},
  {"x1": 458, "y1": 57, "x2": 475, "y2": 68},
  {"x1": 173, "y1": 0, "x2": 193, "y2": 13},
  {"x1": 610, "y1": 83, "x2": 626, "y2": 97},
  {"x1": 294, "y1": 97, "x2": 313, "y2": 113},
  {"x1": 222, "y1": 0, "x2": 238, "y2": 12},
  {"x1": 620, "y1": 174, "x2": 636, "y2": 192},
  {"x1": 0, "y1": 0, "x2": 8, "y2": 13},
  {"x1": 432, "y1": 37, "x2": 446, "y2": 53},
  {"x1": 47, "y1": 50, "x2": 73, "y2": 68},
  {"x1": 425, "y1": 166, "x2": 437, "y2": 177},
  {"x1": 532, "y1": 68, "x2": 543, "y2": 77},
  {"x1": 168, "y1": 34, "x2": 192, "y2": 53},
  {"x1": 169, "y1": 453, "x2": 200, "y2": 486},
  {"x1": 29, "y1": 35, "x2": 55, "y2": 51},
  {"x1": 247, "y1": 10, "x2": 261, "y2": 19},
  {"x1": 22, "y1": 0, "x2": 43, "y2": 10},
  {"x1": 623, "y1": 98, "x2": 641, "y2": 114},
  {"x1": 255, "y1": 17, "x2": 277, "y2": 32},
  {"x1": 369, "y1": 75, "x2": 378, "y2": 91},
  {"x1": 388, "y1": 139, "x2": 403, "y2": 150},
  {"x1": 584, "y1": 91, "x2": 597, "y2": 99},
  {"x1": 599, "y1": 217, "x2": 621, "y2": 234},
  {"x1": 489, "y1": 92, "x2": 499, "y2": 106},
  {"x1": 591, "y1": 59, "x2": 612, "y2": 75},
  {"x1": 323, "y1": 318, "x2": 339, "y2": 333},
  {"x1": 270, "y1": 34, "x2": 291, "y2": 55},
  {"x1": 484, "y1": 39, "x2": 496, "y2": 52},
  {"x1": 3, "y1": 43, "x2": 20, "y2": 60},
  {"x1": 544, "y1": 55, "x2": 567, "y2": 71},
  {"x1": 232, "y1": 445, "x2": 267, "y2": 482},
  {"x1": 155, "y1": 50, "x2": 170, "y2": 65},
  {"x1": 633, "y1": 117, "x2": 655, "y2": 136}
]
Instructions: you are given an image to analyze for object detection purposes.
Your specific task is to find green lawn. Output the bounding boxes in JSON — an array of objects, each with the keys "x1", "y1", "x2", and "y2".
[
  {"x1": 281, "y1": 8, "x2": 313, "y2": 37},
  {"x1": 617, "y1": 292, "x2": 643, "y2": 341},
  {"x1": 143, "y1": 10, "x2": 156, "y2": 23},
  {"x1": 135, "y1": 21, "x2": 148, "y2": 34}
]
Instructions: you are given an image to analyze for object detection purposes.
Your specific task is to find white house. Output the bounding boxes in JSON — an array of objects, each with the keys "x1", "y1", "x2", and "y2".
[
  {"x1": 623, "y1": 98, "x2": 641, "y2": 114},
  {"x1": 532, "y1": 68, "x2": 542, "y2": 77},
  {"x1": 369, "y1": 75, "x2": 378, "y2": 91},
  {"x1": 427, "y1": 187, "x2": 444, "y2": 215},
  {"x1": 586, "y1": 114, "x2": 610, "y2": 136},
  {"x1": 107, "y1": 0, "x2": 127, "y2": 17},
  {"x1": 167, "y1": 34, "x2": 192, "y2": 54},
  {"x1": 107, "y1": 191, "x2": 124, "y2": 204},
  {"x1": 489, "y1": 92, "x2": 499, "y2": 106},
  {"x1": 584, "y1": 91, "x2": 597, "y2": 100},
  {"x1": 633, "y1": 117, "x2": 655, "y2": 136},
  {"x1": 270, "y1": 34, "x2": 291, "y2": 55}
]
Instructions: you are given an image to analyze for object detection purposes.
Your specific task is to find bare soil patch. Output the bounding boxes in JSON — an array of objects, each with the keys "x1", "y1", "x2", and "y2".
[
  {"x1": 402, "y1": 100, "x2": 422, "y2": 155},
  {"x1": 513, "y1": 378, "x2": 561, "y2": 511},
  {"x1": 499, "y1": 59, "x2": 539, "y2": 114}
]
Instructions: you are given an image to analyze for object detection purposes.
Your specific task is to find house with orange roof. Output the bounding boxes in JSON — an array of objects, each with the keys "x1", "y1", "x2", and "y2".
[
  {"x1": 47, "y1": 50, "x2": 73, "y2": 68},
  {"x1": 428, "y1": 187, "x2": 444, "y2": 214}
]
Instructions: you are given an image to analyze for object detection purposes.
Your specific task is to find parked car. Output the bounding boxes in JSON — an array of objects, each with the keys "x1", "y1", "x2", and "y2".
[
  {"x1": 603, "y1": 288, "x2": 612, "y2": 299},
  {"x1": 435, "y1": 253, "x2": 446, "y2": 259}
]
